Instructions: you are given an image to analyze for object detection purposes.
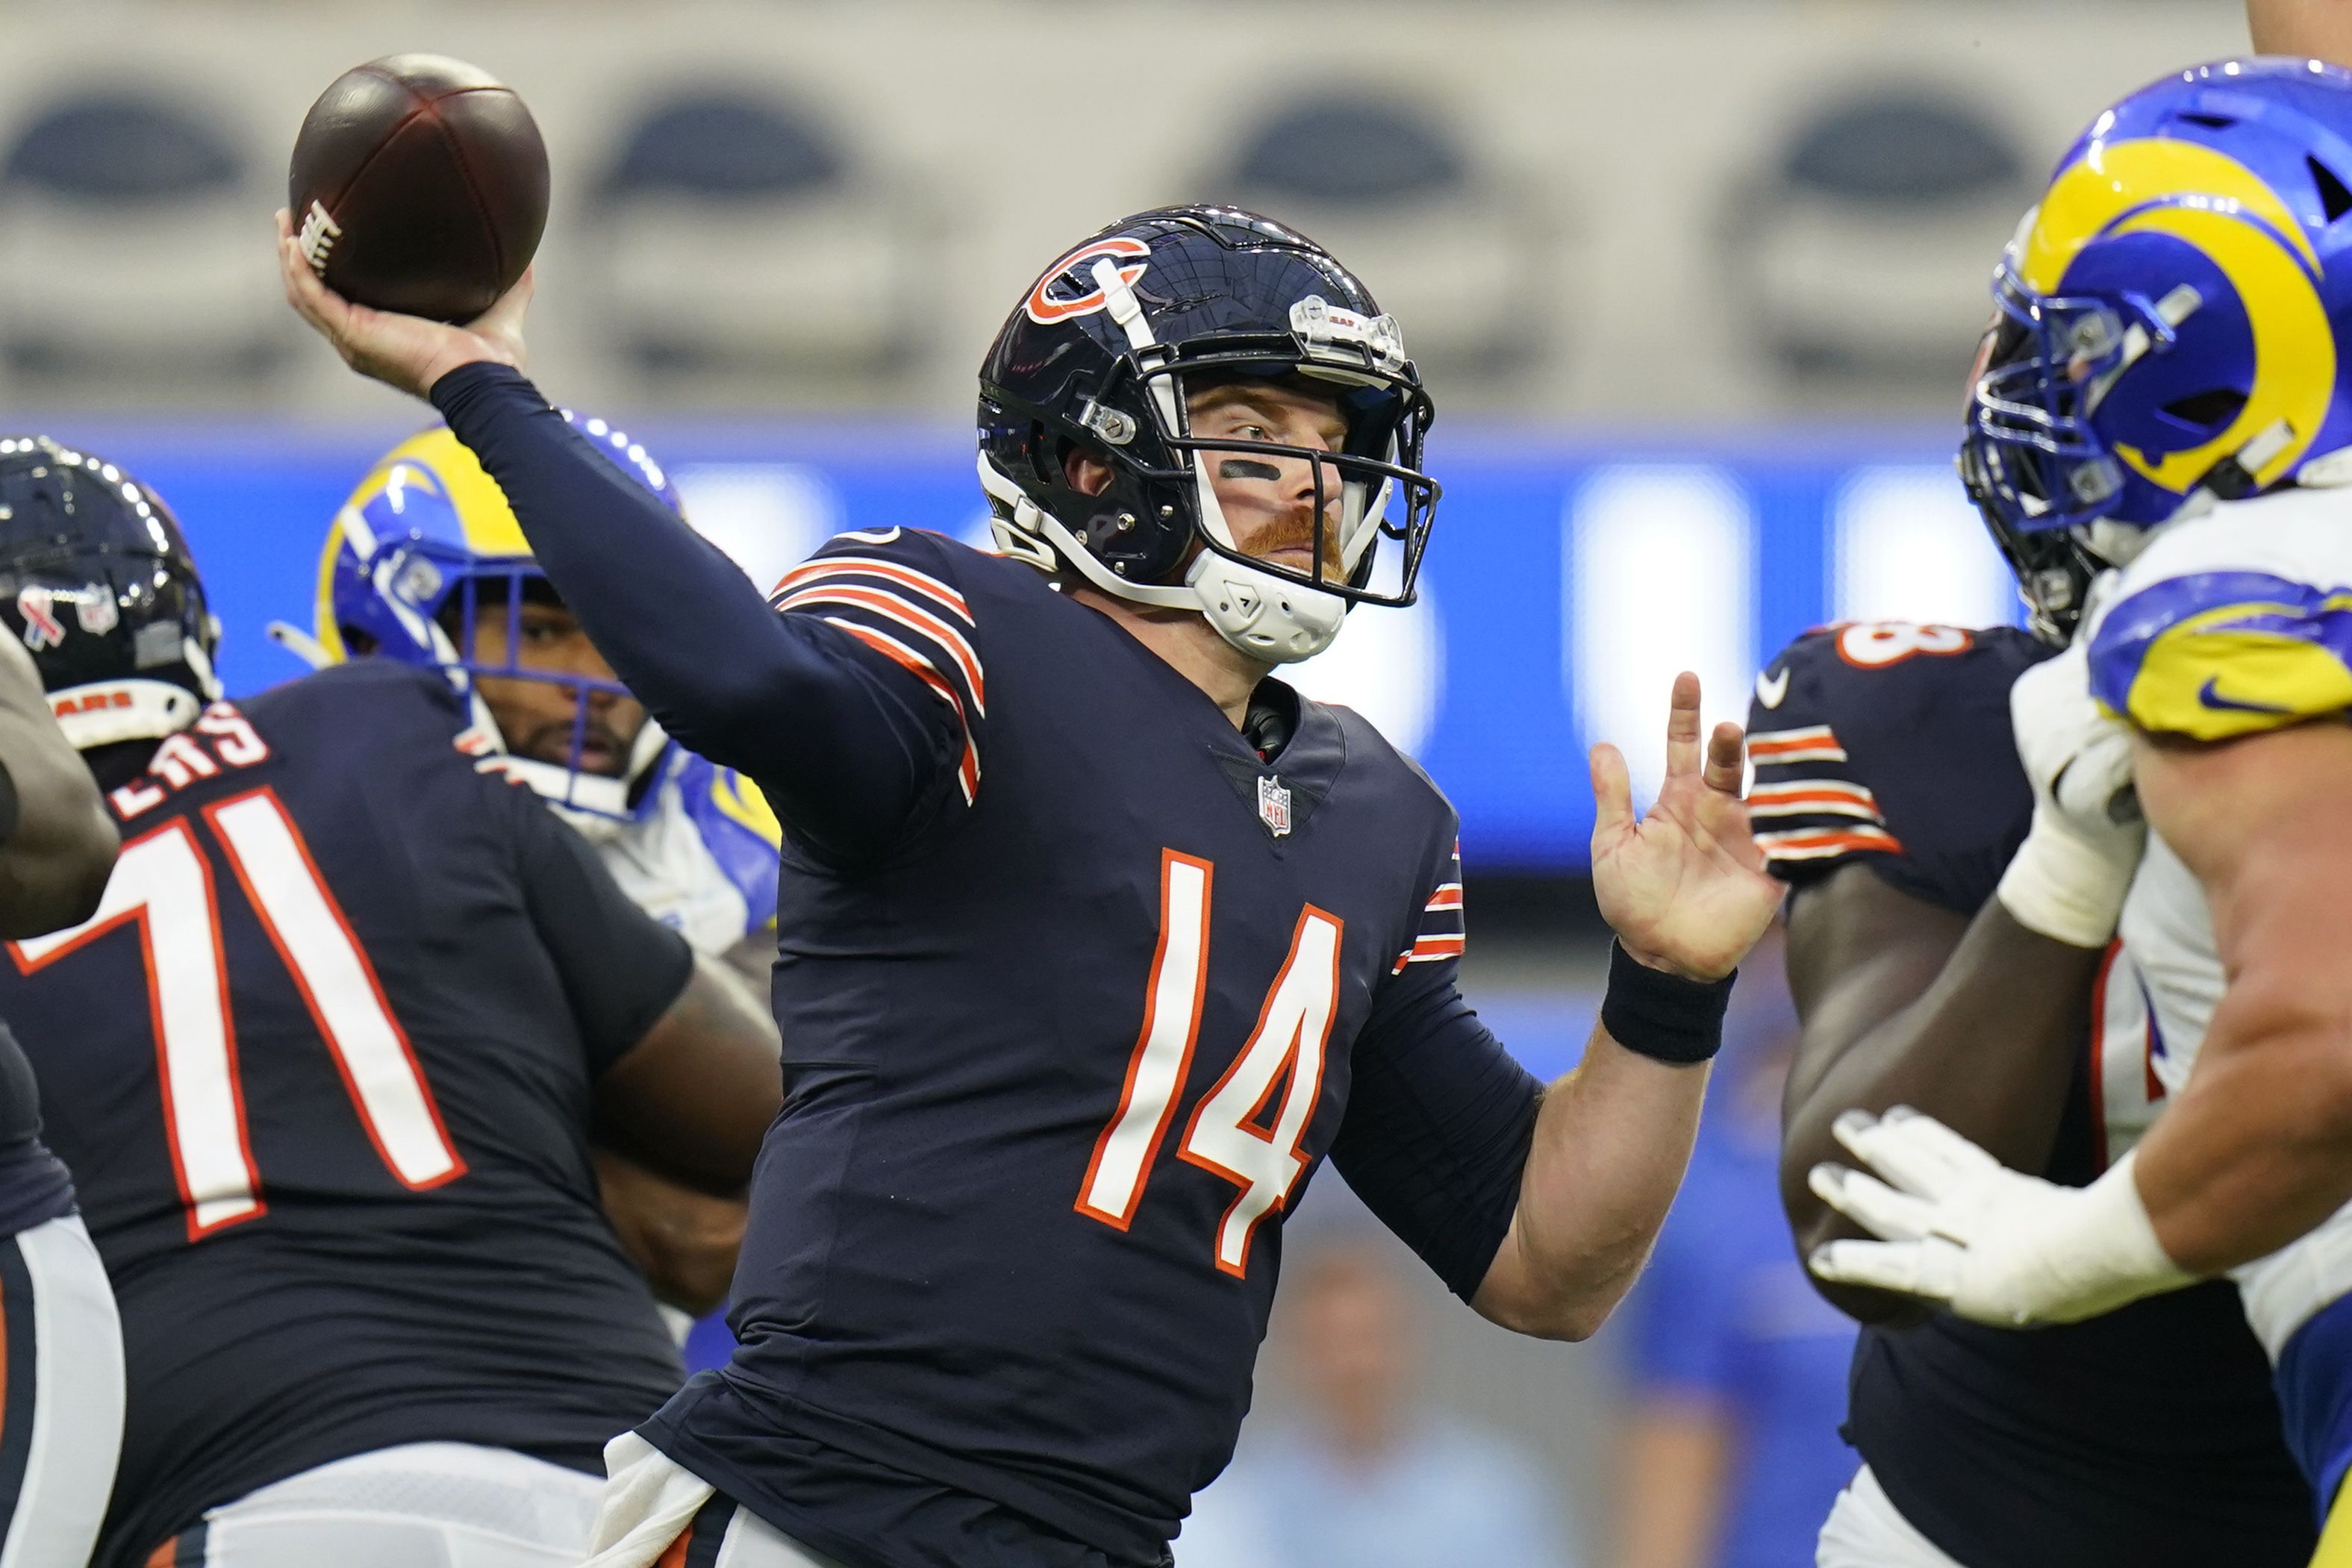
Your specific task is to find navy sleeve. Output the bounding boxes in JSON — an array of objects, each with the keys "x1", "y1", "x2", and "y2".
[
  {"x1": 1329, "y1": 834, "x2": 1544, "y2": 1302},
  {"x1": 428, "y1": 363, "x2": 965, "y2": 864},
  {"x1": 1747, "y1": 622, "x2": 2049, "y2": 915},
  {"x1": 502, "y1": 778, "x2": 697, "y2": 1073}
]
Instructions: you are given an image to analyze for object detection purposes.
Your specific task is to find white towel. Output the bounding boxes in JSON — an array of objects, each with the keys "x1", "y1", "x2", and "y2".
[{"x1": 578, "y1": 1431, "x2": 717, "y2": 1568}]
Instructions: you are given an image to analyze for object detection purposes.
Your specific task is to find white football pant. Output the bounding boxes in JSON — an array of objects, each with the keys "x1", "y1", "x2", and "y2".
[
  {"x1": 171, "y1": 1442, "x2": 606, "y2": 1567},
  {"x1": 582, "y1": 1431, "x2": 844, "y2": 1568},
  {"x1": 1816, "y1": 1466, "x2": 1968, "y2": 1568},
  {"x1": 0, "y1": 1212, "x2": 122, "y2": 1568}
]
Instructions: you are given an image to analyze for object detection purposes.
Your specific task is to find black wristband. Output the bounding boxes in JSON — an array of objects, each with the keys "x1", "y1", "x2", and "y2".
[{"x1": 1599, "y1": 940, "x2": 1733, "y2": 1064}]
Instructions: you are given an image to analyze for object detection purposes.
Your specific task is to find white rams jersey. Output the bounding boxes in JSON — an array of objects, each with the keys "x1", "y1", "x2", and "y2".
[
  {"x1": 2082, "y1": 486, "x2": 2352, "y2": 1356},
  {"x1": 578, "y1": 749, "x2": 782, "y2": 961}
]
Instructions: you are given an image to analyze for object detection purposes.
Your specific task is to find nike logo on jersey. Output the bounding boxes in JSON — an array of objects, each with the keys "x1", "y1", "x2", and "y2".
[
  {"x1": 1754, "y1": 667, "x2": 1790, "y2": 710},
  {"x1": 2197, "y1": 675, "x2": 2293, "y2": 715}
]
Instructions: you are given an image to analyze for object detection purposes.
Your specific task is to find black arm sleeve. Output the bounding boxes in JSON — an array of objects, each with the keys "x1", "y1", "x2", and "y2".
[
  {"x1": 1329, "y1": 979, "x2": 1546, "y2": 1302},
  {"x1": 430, "y1": 363, "x2": 962, "y2": 863},
  {"x1": 508, "y1": 785, "x2": 697, "y2": 1073}
]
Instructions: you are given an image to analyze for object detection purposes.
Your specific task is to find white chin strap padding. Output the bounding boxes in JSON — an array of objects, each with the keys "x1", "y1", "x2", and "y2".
[
  {"x1": 1185, "y1": 552, "x2": 1347, "y2": 663},
  {"x1": 51, "y1": 679, "x2": 203, "y2": 749}
]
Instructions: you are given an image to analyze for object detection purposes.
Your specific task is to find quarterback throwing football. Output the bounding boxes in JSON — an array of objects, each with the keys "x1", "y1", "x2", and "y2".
[{"x1": 283, "y1": 204, "x2": 1782, "y2": 1568}]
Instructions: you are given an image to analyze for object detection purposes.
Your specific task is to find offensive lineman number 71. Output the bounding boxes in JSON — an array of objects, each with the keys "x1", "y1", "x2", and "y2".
[{"x1": 11, "y1": 787, "x2": 464, "y2": 1240}]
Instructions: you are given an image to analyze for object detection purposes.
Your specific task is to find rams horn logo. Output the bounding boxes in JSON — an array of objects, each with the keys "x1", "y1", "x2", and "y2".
[
  {"x1": 2025, "y1": 137, "x2": 2334, "y2": 496},
  {"x1": 1024, "y1": 237, "x2": 1152, "y2": 325}
]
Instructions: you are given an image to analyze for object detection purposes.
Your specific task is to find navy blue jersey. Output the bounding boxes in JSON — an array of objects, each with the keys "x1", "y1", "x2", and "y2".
[
  {"x1": 0, "y1": 660, "x2": 696, "y2": 1568},
  {"x1": 431, "y1": 363, "x2": 1544, "y2": 1568},
  {"x1": 0, "y1": 1028, "x2": 73, "y2": 1240},
  {"x1": 1752, "y1": 622, "x2": 2312, "y2": 1568}
]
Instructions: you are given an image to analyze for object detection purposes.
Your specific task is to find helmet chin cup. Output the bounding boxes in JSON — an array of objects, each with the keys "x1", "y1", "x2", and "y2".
[
  {"x1": 985, "y1": 463, "x2": 1349, "y2": 664},
  {"x1": 1185, "y1": 551, "x2": 1347, "y2": 663}
]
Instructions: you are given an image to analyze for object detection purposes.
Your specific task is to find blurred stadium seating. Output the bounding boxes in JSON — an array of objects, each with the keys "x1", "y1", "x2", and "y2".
[
  {"x1": 0, "y1": 1, "x2": 2250, "y2": 420},
  {"x1": 590, "y1": 87, "x2": 930, "y2": 399},
  {"x1": 1726, "y1": 87, "x2": 2036, "y2": 399},
  {"x1": 0, "y1": 8, "x2": 2267, "y2": 1564},
  {"x1": 0, "y1": 89, "x2": 289, "y2": 393}
]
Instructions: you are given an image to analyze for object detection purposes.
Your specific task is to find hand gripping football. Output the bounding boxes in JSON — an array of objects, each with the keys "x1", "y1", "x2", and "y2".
[{"x1": 289, "y1": 54, "x2": 549, "y2": 323}]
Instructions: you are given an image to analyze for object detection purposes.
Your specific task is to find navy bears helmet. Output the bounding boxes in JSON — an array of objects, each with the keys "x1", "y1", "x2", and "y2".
[
  {"x1": 0, "y1": 437, "x2": 219, "y2": 752},
  {"x1": 977, "y1": 205, "x2": 1439, "y2": 663}
]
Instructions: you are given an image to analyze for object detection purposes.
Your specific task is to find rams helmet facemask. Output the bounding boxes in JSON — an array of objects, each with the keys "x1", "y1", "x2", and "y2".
[
  {"x1": 318, "y1": 416, "x2": 679, "y2": 828},
  {"x1": 1960, "y1": 315, "x2": 2139, "y2": 644},
  {"x1": 1964, "y1": 58, "x2": 2352, "y2": 562},
  {"x1": 0, "y1": 436, "x2": 219, "y2": 750},
  {"x1": 977, "y1": 204, "x2": 1439, "y2": 664}
]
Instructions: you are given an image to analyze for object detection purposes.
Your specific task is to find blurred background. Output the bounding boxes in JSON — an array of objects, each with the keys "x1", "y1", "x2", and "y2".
[{"x1": 0, "y1": 1, "x2": 2259, "y2": 1562}]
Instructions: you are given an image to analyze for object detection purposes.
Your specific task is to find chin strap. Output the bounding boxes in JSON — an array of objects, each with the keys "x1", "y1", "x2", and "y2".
[
  {"x1": 976, "y1": 455, "x2": 1349, "y2": 663},
  {"x1": 266, "y1": 620, "x2": 333, "y2": 670}
]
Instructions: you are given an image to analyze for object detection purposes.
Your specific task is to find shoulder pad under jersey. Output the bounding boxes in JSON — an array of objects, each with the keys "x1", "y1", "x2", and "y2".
[
  {"x1": 1747, "y1": 622, "x2": 2050, "y2": 913},
  {"x1": 2088, "y1": 489, "x2": 2352, "y2": 740}
]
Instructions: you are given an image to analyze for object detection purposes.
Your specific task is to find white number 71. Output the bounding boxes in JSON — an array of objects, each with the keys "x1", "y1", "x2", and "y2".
[{"x1": 13, "y1": 788, "x2": 463, "y2": 1240}]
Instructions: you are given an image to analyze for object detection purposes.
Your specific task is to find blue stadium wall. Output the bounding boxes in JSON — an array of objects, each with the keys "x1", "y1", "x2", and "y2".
[{"x1": 52, "y1": 421, "x2": 2007, "y2": 872}]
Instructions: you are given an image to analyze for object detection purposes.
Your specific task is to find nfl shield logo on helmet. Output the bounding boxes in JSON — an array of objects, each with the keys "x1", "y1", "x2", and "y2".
[
  {"x1": 1257, "y1": 774, "x2": 1293, "y2": 837},
  {"x1": 75, "y1": 584, "x2": 119, "y2": 636}
]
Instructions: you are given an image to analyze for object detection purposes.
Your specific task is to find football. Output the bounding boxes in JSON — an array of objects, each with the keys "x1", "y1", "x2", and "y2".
[{"x1": 288, "y1": 54, "x2": 549, "y2": 323}]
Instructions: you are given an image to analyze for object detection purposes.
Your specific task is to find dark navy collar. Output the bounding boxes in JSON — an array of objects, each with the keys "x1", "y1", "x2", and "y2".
[{"x1": 1216, "y1": 677, "x2": 1347, "y2": 845}]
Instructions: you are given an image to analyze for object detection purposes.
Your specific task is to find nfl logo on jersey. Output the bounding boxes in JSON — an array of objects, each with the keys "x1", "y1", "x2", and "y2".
[{"x1": 1256, "y1": 774, "x2": 1292, "y2": 837}]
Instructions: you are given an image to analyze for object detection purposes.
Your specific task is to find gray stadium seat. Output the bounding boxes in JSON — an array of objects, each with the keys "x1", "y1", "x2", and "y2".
[
  {"x1": 1211, "y1": 99, "x2": 1539, "y2": 390},
  {"x1": 592, "y1": 90, "x2": 920, "y2": 387},
  {"x1": 0, "y1": 93, "x2": 285, "y2": 383},
  {"x1": 1727, "y1": 90, "x2": 2035, "y2": 393}
]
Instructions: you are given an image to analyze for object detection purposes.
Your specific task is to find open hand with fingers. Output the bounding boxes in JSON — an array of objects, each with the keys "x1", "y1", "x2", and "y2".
[
  {"x1": 1808, "y1": 1106, "x2": 2193, "y2": 1326},
  {"x1": 275, "y1": 207, "x2": 531, "y2": 400},
  {"x1": 1589, "y1": 672, "x2": 1782, "y2": 982}
]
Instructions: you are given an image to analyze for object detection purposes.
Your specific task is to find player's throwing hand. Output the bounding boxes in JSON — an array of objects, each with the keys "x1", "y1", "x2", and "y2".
[
  {"x1": 275, "y1": 208, "x2": 529, "y2": 400},
  {"x1": 1589, "y1": 672, "x2": 1781, "y2": 982}
]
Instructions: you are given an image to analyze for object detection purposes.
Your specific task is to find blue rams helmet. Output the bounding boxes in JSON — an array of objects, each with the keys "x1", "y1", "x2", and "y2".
[
  {"x1": 0, "y1": 437, "x2": 219, "y2": 752},
  {"x1": 977, "y1": 205, "x2": 1438, "y2": 663},
  {"x1": 1963, "y1": 58, "x2": 2352, "y2": 637},
  {"x1": 315, "y1": 416, "x2": 681, "y2": 822}
]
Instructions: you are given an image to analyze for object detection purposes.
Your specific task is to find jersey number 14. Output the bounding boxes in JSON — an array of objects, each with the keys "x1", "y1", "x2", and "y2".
[
  {"x1": 12, "y1": 787, "x2": 464, "y2": 1240},
  {"x1": 1077, "y1": 850, "x2": 1341, "y2": 1279}
]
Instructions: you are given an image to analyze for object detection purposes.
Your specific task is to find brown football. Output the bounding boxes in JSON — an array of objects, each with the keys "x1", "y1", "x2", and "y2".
[{"x1": 288, "y1": 54, "x2": 549, "y2": 323}]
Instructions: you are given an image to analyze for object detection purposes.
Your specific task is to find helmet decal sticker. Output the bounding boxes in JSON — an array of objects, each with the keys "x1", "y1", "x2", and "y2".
[
  {"x1": 1023, "y1": 237, "x2": 1151, "y2": 325},
  {"x1": 75, "y1": 585, "x2": 119, "y2": 636},
  {"x1": 17, "y1": 587, "x2": 63, "y2": 651},
  {"x1": 2024, "y1": 138, "x2": 2331, "y2": 495}
]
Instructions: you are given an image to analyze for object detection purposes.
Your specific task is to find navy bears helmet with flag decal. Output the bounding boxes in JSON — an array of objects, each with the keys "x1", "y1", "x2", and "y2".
[
  {"x1": 977, "y1": 204, "x2": 1440, "y2": 663},
  {"x1": 0, "y1": 437, "x2": 219, "y2": 754}
]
